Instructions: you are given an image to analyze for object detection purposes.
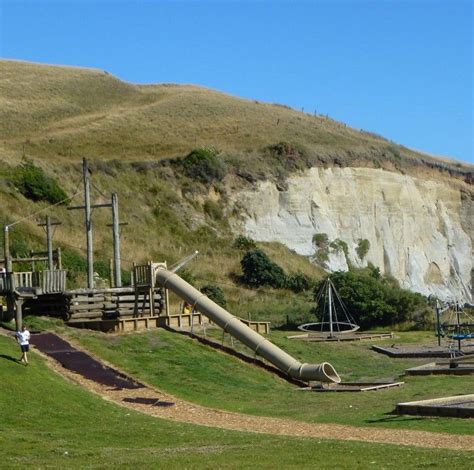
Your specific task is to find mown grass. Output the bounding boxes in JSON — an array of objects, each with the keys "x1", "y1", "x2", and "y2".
[
  {"x1": 2, "y1": 335, "x2": 472, "y2": 469},
  {"x1": 40, "y1": 322, "x2": 471, "y2": 437}
]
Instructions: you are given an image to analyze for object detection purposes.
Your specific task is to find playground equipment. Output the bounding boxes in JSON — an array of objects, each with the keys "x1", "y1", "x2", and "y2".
[
  {"x1": 434, "y1": 300, "x2": 474, "y2": 356},
  {"x1": 298, "y1": 277, "x2": 359, "y2": 336},
  {"x1": 155, "y1": 267, "x2": 341, "y2": 384}
]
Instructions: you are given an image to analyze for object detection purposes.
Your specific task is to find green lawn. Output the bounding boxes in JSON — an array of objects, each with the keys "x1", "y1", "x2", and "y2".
[
  {"x1": 2, "y1": 335, "x2": 473, "y2": 469},
  {"x1": 45, "y1": 323, "x2": 473, "y2": 436}
]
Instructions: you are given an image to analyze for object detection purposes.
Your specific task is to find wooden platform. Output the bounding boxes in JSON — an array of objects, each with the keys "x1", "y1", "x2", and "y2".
[
  {"x1": 396, "y1": 394, "x2": 474, "y2": 418},
  {"x1": 288, "y1": 332, "x2": 393, "y2": 342},
  {"x1": 373, "y1": 343, "x2": 474, "y2": 358},
  {"x1": 68, "y1": 316, "x2": 162, "y2": 333},
  {"x1": 300, "y1": 381, "x2": 405, "y2": 392},
  {"x1": 405, "y1": 359, "x2": 474, "y2": 376}
]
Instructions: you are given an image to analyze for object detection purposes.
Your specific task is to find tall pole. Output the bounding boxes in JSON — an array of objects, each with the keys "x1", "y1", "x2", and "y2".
[
  {"x1": 46, "y1": 216, "x2": 53, "y2": 270},
  {"x1": 83, "y1": 158, "x2": 94, "y2": 289},
  {"x1": 111, "y1": 192, "x2": 122, "y2": 287},
  {"x1": 436, "y1": 300, "x2": 441, "y2": 347},
  {"x1": 328, "y1": 280, "x2": 334, "y2": 338},
  {"x1": 456, "y1": 303, "x2": 462, "y2": 353},
  {"x1": 3, "y1": 225, "x2": 12, "y2": 272}
]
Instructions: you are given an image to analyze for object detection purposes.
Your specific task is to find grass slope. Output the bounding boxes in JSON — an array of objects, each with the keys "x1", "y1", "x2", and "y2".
[
  {"x1": 2, "y1": 334, "x2": 473, "y2": 468},
  {"x1": 48, "y1": 323, "x2": 473, "y2": 436},
  {"x1": 1, "y1": 60, "x2": 418, "y2": 164}
]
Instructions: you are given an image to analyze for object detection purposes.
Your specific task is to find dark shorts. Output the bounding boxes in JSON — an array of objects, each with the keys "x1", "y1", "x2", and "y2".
[{"x1": 20, "y1": 344, "x2": 29, "y2": 353}]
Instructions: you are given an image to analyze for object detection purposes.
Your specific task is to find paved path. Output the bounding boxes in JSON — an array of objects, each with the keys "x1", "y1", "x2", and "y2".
[{"x1": 28, "y1": 332, "x2": 474, "y2": 451}]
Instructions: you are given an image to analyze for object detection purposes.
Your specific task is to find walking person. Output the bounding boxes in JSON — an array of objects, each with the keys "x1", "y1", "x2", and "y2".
[{"x1": 16, "y1": 325, "x2": 31, "y2": 365}]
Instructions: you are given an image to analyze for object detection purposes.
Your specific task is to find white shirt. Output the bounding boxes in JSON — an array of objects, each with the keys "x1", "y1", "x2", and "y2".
[{"x1": 16, "y1": 330, "x2": 30, "y2": 346}]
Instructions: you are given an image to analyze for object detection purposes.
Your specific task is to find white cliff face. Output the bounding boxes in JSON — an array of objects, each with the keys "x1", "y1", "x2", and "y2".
[{"x1": 231, "y1": 167, "x2": 473, "y2": 302}]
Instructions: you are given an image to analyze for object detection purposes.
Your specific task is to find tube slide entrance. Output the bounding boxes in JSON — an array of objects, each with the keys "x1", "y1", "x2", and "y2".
[{"x1": 155, "y1": 268, "x2": 340, "y2": 384}]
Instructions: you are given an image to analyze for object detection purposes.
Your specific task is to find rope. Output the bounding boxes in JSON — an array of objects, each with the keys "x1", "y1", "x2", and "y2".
[{"x1": 7, "y1": 180, "x2": 83, "y2": 229}]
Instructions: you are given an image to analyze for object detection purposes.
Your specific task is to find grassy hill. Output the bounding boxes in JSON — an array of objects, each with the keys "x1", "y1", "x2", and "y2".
[
  {"x1": 2, "y1": 60, "x2": 471, "y2": 174},
  {"x1": 0, "y1": 59, "x2": 471, "y2": 325}
]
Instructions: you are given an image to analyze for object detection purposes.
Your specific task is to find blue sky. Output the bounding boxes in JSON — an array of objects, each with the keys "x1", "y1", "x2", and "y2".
[{"x1": 1, "y1": 0, "x2": 472, "y2": 163}]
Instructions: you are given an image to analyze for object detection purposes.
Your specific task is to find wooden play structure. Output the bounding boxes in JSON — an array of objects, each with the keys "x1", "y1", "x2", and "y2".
[{"x1": 0, "y1": 158, "x2": 271, "y2": 336}]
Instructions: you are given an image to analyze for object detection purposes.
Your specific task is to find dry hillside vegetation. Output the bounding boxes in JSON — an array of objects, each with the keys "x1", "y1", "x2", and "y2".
[
  {"x1": 3, "y1": 59, "x2": 471, "y2": 179},
  {"x1": 0, "y1": 60, "x2": 472, "y2": 324}
]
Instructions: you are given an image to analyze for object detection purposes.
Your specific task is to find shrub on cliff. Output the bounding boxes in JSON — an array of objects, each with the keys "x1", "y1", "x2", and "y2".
[
  {"x1": 180, "y1": 148, "x2": 225, "y2": 185},
  {"x1": 232, "y1": 235, "x2": 257, "y2": 251},
  {"x1": 13, "y1": 162, "x2": 68, "y2": 204},
  {"x1": 356, "y1": 239, "x2": 370, "y2": 259}
]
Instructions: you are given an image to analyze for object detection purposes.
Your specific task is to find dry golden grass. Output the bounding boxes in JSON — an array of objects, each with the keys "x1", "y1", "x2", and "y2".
[{"x1": 1, "y1": 58, "x2": 457, "y2": 171}]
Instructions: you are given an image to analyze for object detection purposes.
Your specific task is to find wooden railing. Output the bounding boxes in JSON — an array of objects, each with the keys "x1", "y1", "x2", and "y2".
[
  {"x1": 133, "y1": 262, "x2": 167, "y2": 289},
  {"x1": 13, "y1": 271, "x2": 34, "y2": 289},
  {"x1": 33, "y1": 270, "x2": 67, "y2": 293},
  {"x1": 0, "y1": 270, "x2": 67, "y2": 295},
  {"x1": 0, "y1": 272, "x2": 12, "y2": 294}
]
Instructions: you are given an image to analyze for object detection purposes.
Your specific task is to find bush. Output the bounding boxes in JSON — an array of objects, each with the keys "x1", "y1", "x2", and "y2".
[
  {"x1": 13, "y1": 163, "x2": 68, "y2": 204},
  {"x1": 180, "y1": 148, "x2": 226, "y2": 185},
  {"x1": 266, "y1": 142, "x2": 310, "y2": 172},
  {"x1": 313, "y1": 269, "x2": 429, "y2": 329},
  {"x1": 312, "y1": 233, "x2": 329, "y2": 248},
  {"x1": 232, "y1": 235, "x2": 257, "y2": 251},
  {"x1": 179, "y1": 268, "x2": 196, "y2": 285},
  {"x1": 93, "y1": 260, "x2": 110, "y2": 280},
  {"x1": 356, "y1": 239, "x2": 370, "y2": 259},
  {"x1": 61, "y1": 249, "x2": 87, "y2": 283},
  {"x1": 240, "y1": 249, "x2": 287, "y2": 289},
  {"x1": 200, "y1": 284, "x2": 227, "y2": 308},
  {"x1": 286, "y1": 272, "x2": 313, "y2": 293},
  {"x1": 330, "y1": 239, "x2": 348, "y2": 257}
]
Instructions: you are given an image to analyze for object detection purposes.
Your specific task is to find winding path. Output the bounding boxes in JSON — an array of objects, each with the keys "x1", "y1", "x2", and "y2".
[{"x1": 29, "y1": 332, "x2": 474, "y2": 452}]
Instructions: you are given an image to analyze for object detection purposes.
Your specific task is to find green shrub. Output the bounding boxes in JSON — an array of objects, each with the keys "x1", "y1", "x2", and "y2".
[
  {"x1": 240, "y1": 249, "x2": 287, "y2": 289},
  {"x1": 61, "y1": 249, "x2": 87, "y2": 282},
  {"x1": 232, "y1": 235, "x2": 257, "y2": 251},
  {"x1": 312, "y1": 233, "x2": 329, "y2": 248},
  {"x1": 313, "y1": 269, "x2": 429, "y2": 329},
  {"x1": 13, "y1": 163, "x2": 68, "y2": 204},
  {"x1": 286, "y1": 272, "x2": 313, "y2": 293},
  {"x1": 330, "y1": 239, "x2": 348, "y2": 257},
  {"x1": 180, "y1": 148, "x2": 226, "y2": 185},
  {"x1": 314, "y1": 249, "x2": 329, "y2": 265},
  {"x1": 179, "y1": 268, "x2": 196, "y2": 285},
  {"x1": 93, "y1": 260, "x2": 110, "y2": 280},
  {"x1": 200, "y1": 284, "x2": 227, "y2": 308},
  {"x1": 356, "y1": 239, "x2": 370, "y2": 259}
]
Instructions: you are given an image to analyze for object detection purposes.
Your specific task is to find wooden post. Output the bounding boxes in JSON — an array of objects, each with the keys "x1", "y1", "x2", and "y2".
[
  {"x1": 111, "y1": 193, "x2": 122, "y2": 287},
  {"x1": 46, "y1": 216, "x2": 53, "y2": 270},
  {"x1": 3, "y1": 225, "x2": 12, "y2": 273},
  {"x1": 57, "y1": 247, "x2": 62, "y2": 269},
  {"x1": 15, "y1": 298, "x2": 23, "y2": 331},
  {"x1": 83, "y1": 158, "x2": 94, "y2": 289},
  {"x1": 37, "y1": 216, "x2": 61, "y2": 270},
  {"x1": 109, "y1": 258, "x2": 114, "y2": 288}
]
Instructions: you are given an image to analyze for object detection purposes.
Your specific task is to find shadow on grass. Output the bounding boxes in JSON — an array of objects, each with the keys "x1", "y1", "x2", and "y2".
[
  {"x1": 123, "y1": 397, "x2": 175, "y2": 407},
  {"x1": 366, "y1": 412, "x2": 427, "y2": 424},
  {"x1": 0, "y1": 354, "x2": 20, "y2": 364}
]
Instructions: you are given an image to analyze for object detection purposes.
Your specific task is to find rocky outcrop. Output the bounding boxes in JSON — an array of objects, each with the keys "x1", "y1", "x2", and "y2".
[{"x1": 231, "y1": 167, "x2": 473, "y2": 302}]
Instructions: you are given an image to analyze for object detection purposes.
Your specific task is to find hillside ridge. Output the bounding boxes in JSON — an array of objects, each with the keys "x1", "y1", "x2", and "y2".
[{"x1": 1, "y1": 59, "x2": 471, "y2": 179}]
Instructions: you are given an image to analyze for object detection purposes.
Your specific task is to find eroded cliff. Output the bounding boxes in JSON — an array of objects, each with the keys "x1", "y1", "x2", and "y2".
[{"x1": 231, "y1": 167, "x2": 473, "y2": 302}]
